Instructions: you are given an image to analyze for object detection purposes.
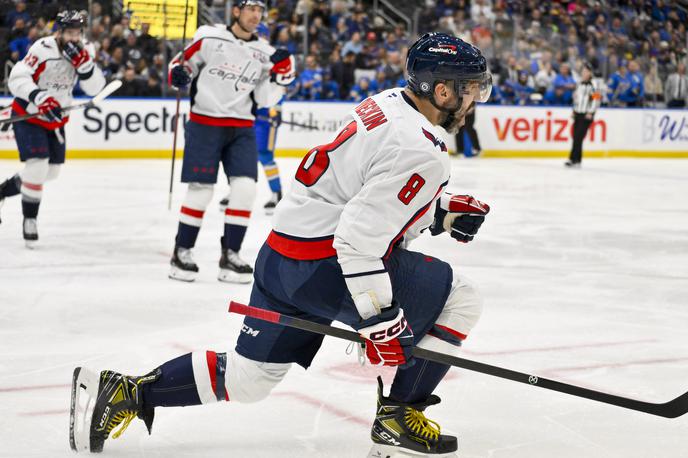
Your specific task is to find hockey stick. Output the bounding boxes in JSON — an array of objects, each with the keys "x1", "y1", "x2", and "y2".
[
  {"x1": 254, "y1": 116, "x2": 319, "y2": 130},
  {"x1": 0, "y1": 80, "x2": 122, "y2": 126},
  {"x1": 167, "y1": 0, "x2": 191, "y2": 210},
  {"x1": 228, "y1": 300, "x2": 688, "y2": 419}
]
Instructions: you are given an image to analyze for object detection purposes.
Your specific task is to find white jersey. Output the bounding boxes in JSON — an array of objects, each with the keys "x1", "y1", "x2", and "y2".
[
  {"x1": 171, "y1": 25, "x2": 284, "y2": 126},
  {"x1": 268, "y1": 88, "x2": 451, "y2": 305},
  {"x1": 8, "y1": 36, "x2": 105, "y2": 130}
]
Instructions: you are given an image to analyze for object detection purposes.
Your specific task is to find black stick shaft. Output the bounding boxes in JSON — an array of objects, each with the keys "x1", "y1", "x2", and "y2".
[
  {"x1": 228, "y1": 301, "x2": 688, "y2": 419},
  {"x1": 0, "y1": 101, "x2": 88, "y2": 126},
  {"x1": 167, "y1": 0, "x2": 191, "y2": 210},
  {"x1": 254, "y1": 116, "x2": 319, "y2": 130}
]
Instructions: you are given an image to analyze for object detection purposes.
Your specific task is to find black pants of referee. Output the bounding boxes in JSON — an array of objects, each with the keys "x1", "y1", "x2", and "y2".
[
  {"x1": 454, "y1": 111, "x2": 481, "y2": 155},
  {"x1": 569, "y1": 112, "x2": 593, "y2": 164}
]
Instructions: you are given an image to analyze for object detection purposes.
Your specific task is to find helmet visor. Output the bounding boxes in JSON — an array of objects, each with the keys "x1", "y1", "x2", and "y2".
[{"x1": 456, "y1": 72, "x2": 492, "y2": 103}]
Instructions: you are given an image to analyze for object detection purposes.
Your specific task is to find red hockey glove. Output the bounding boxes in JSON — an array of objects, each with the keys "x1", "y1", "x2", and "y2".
[
  {"x1": 356, "y1": 305, "x2": 415, "y2": 368},
  {"x1": 31, "y1": 91, "x2": 63, "y2": 123},
  {"x1": 62, "y1": 41, "x2": 94, "y2": 76},
  {"x1": 429, "y1": 193, "x2": 490, "y2": 243},
  {"x1": 269, "y1": 49, "x2": 295, "y2": 86}
]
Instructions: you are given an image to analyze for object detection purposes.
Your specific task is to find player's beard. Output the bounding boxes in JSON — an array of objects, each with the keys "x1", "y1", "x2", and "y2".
[
  {"x1": 440, "y1": 98, "x2": 476, "y2": 134},
  {"x1": 439, "y1": 100, "x2": 465, "y2": 134}
]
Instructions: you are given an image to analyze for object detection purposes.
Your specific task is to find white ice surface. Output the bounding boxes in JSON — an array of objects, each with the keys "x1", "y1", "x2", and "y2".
[{"x1": 0, "y1": 158, "x2": 687, "y2": 458}]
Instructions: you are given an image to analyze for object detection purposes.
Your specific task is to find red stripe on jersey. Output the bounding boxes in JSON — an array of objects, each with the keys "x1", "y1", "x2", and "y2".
[
  {"x1": 384, "y1": 182, "x2": 447, "y2": 259},
  {"x1": 225, "y1": 209, "x2": 251, "y2": 218},
  {"x1": 171, "y1": 39, "x2": 204, "y2": 66},
  {"x1": 22, "y1": 182, "x2": 43, "y2": 191},
  {"x1": 32, "y1": 62, "x2": 46, "y2": 82},
  {"x1": 206, "y1": 351, "x2": 218, "y2": 395},
  {"x1": 180, "y1": 206, "x2": 204, "y2": 218},
  {"x1": 266, "y1": 231, "x2": 336, "y2": 260},
  {"x1": 190, "y1": 113, "x2": 254, "y2": 127},
  {"x1": 183, "y1": 39, "x2": 204, "y2": 61},
  {"x1": 11, "y1": 100, "x2": 69, "y2": 130},
  {"x1": 434, "y1": 324, "x2": 467, "y2": 341}
]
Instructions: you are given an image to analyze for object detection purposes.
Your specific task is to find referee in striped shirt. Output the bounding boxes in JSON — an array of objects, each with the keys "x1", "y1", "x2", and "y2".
[{"x1": 566, "y1": 63, "x2": 602, "y2": 168}]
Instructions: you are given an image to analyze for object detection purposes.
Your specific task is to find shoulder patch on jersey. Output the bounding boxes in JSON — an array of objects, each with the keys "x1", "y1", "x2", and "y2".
[
  {"x1": 422, "y1": 128, "x2": 448, "y2": 152},
  {"x1": 354, "y1": 97, "x2": 387, "y2": 131}
]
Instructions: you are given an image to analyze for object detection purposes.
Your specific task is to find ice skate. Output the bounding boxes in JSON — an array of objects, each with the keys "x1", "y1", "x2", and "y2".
[
  {"x1": 169, "y1": 246, "x2": 199, "y2": 282},
  {"x1": 368, "y1": 377, "x2": 458, "y2": 457},
  {"x1": 0, "y1": 196, "x2": 4, "y2": 225},
  {"x1": 564, "y1": 160, "x2": 581, "y2": 168},
  {"x1": 69, "y1": 367, "x2": 160, "y2": 453},
  {"x1": 263, "y1": 191, "x2": 282, "y2": 215},
  {"x1": 218, "y1": 241, "x2": 253, "y2": 284},
  {"x1": 23, "y1": 218, "x2": 38, "y2": 248}
]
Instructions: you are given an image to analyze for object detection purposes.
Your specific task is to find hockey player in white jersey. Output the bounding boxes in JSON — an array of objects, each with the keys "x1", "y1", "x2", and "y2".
[
  {"x1": 168, "y1": 0, "x2": 295, "y2": 283},
  {"x1": 0, "y1": 11, "x2": 105, "y2": 246},
  {"x1": 70, "y1": 33, "x2": 492, "y2": 456}
]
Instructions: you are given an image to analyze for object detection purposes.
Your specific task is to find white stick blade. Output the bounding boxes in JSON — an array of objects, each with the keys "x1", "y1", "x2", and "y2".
[{"x1": 91, "y1": 80, "x2": 123, "y2": 105}]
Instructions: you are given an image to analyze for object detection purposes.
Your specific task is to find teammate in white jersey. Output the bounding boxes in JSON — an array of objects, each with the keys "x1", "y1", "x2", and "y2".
[
  {"x1": 168, "y1": 0, "x2": 295, "y2": 283},
  {"x1": 0, "y1": 11, "x2": 105, "y2": 247},
  {"x1": 71, "y1": 33, "x2": 492, "y2": 456}
]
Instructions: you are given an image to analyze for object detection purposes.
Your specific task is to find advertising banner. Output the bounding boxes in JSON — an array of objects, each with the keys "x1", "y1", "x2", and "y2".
[
  {"x1": 125, "y1": 0, "x2": 197, "y2": 40},
  {"x1": 0, "y1": 98, "x2": 686, "y2": 159}
]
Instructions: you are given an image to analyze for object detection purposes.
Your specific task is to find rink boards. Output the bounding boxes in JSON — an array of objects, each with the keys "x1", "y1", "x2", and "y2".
[{"x1": 0, "y1": 97, "x2": 686, "y2": 159}]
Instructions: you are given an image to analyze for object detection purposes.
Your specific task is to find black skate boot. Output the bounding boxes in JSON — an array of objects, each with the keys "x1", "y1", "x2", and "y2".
[
  {"x1": 169, "y1": 245, "x2": 199, "y2": 282},
  {"x1": 218, "y1": 237, "x2": 253, "y2": 284},
  {"x1": 263, "y1": 191, "x2": 282, "y2": 215},
  {"x1": 23, "y1": 218, "x2": 38, "y2": 248},
  {"x1": 69, "y1": 367, "x2": 160, "y2": 453},
  {"x1": 0, "y1": 175, "x2": 22, "y2": 225},
  {"x1": 369, "y1": 377, "x2": 458, "y2": 457}
]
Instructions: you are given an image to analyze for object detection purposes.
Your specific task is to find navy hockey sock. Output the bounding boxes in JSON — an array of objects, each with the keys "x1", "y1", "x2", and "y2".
[
  {"x1": 175, "y1": 222, "x2": 200, "y2": 249},
  {"x1": 223, "y1": 223, "x2": 247, "y2": 252},
  {"x1": 21, "y1": 199, "x2": 40, "y2": 218},
  {"x1": 1, "y1": 174, "x2": 21, "y2": 198},
  {"x1": 143, "y1": 352, "x2": 229, "y2": 408},
  {"x1": 142, "y1": 354, "x2": 200, "y2": 408},
  {"x1": 389, "y1": 359, "x2": 451, "y2": 404}
]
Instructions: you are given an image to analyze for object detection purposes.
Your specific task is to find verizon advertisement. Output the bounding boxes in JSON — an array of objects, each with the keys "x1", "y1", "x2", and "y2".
[{"x1": 0, "y1": 98, "x2": 686, "y2": 158}]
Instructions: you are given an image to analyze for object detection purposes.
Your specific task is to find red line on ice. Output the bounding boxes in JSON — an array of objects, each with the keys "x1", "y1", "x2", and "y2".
[
  {"x1": 0, "y1": 383, "x2": 69, "y2": 393},
  {"x1": 18, "y1": 408, "x2": 69, "y2": 416}
]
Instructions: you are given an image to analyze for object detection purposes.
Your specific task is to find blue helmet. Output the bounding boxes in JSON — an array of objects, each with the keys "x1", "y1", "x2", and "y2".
[{"x1": 406, "y1": 33, "x2": 491, "y2": 104}]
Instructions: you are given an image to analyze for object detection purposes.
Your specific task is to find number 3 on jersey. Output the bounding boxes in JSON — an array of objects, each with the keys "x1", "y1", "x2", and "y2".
[
  {"x1": 397, "y1": 173, "x2": 425, "y2": 205},
  {"x1": 295, "y1": 121, "x2": 357, "y2": 187}
]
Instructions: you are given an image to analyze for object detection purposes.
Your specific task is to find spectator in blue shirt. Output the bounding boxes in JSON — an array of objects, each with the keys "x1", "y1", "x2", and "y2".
[
  {"x1": 316, "y1": 72, "x2": 339, "y2": 100},
  {"x1": 348, "y1": 77, "x2": 374, "y2": 102},
  {"x1": 296, "y1": 54, "x2": 323, "y2": 100},
  {"x1": 341, "y1": 31, "x2": 363, "y2": 57},
  {"x1": 5, "y1": 1, "x2": 31, "y2": 28},
  {"x1": 274, "y1": 27, "x2": 298, "y2": 56},
  {"x1": 608, "y1": 61, "x2": 644, "y2": 107},
  {"x1": 505, "y1": 70, "x2": 535, "y2": 105},
  {"x1": 543, "y1": 86, "x2": 570, "y2": 106},
  {"x1": 552, "y1": 63, "x2": 577, "y2": 104},
  {"x1": 9, "y1": 26, "x2": 37, "y2": 62}
]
